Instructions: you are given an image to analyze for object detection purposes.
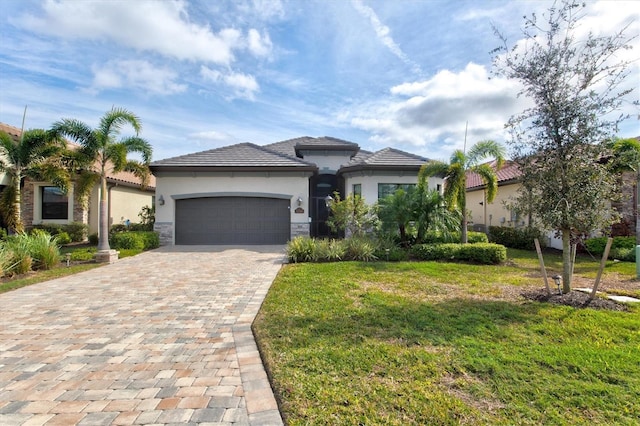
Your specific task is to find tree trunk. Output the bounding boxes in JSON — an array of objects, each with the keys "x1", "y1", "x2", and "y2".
[
  {"x1": 561, "y1": 228, "x2": 572, "y2": 293},
  {"x1": 12, "y1": 174, "x2": 24, "y2": 234},
  {"x1": 461, "y1": 192, "x2": 468, "y2": 244},
  {"x1": 98, "y1": 175, "x2": 110, "y2": 251}
]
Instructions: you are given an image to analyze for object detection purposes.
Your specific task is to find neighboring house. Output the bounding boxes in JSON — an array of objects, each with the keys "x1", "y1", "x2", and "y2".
[
  {"x1": 150, "y1": 136, "x2": 442, "y2": 245},
  {"x1": 465, "y1": 158, "x2": 638, "y2": 248},
  {"x1": 0, "y1": 123, "x2": 156, "y2": 236}
]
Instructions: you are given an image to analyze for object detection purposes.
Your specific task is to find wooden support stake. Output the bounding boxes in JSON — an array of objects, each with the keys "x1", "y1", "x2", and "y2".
[
  {"x1": 534, "y1": 238, "x2": 551, "y2": 296},
  {"x1": 590, "y1": 237, "x2": 613, "y2": 301}
]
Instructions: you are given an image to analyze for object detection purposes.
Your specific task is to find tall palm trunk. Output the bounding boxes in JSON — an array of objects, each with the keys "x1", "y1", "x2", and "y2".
[
  {"x1": 460, "y1": 191, "x2": 468, "y2": 244},
  {"x1": 11, "y1": 173, "x2": 24, "y2": 233},
  {"x1": 98, "y1": 175, "x2": 110, "y2": 251}
]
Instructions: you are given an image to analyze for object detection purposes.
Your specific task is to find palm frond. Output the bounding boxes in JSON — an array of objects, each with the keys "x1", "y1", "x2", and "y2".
[
  {"x1": 99, "y1": 107, "x2": 141, "y2": 138},
  {"x1": 467, "y1": 139, "x2": 506, "y2": 169},
  {"x1": 472, "y1": 163, "x2": 500, "y2": 203},
  {"x1": 121, "y1": 136, "x2": 153, "y2": 164}
]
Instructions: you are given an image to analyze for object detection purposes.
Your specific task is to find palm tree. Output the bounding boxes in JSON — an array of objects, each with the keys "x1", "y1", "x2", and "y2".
[
  {"x1": 377, "y1": 188, "x2": 415, "y2": 245},
  {"x1": 419, "y1": 140, "x2": 505, "y2": 243},
  {"x1": 0, "y1": 129, "x2": 69, "y2": 233},
  {"x1": 51, "y1": 107, "x2": 152, "y2": 252}
]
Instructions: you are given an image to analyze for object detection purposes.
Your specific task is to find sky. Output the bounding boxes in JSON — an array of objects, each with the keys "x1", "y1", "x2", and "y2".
[{"x1": 1, "y1": 0, "x2": 638, "y2": 163}]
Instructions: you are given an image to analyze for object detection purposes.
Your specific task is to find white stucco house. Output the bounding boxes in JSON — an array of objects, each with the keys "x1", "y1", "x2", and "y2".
[{"x1": 150, "y1": 136, "x2": 443, "y2": 245}]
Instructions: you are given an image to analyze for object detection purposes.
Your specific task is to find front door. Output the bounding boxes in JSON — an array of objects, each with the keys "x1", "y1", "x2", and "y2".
[{"x1": 309, "y1": 174, "x2": 343, "y2": 238}]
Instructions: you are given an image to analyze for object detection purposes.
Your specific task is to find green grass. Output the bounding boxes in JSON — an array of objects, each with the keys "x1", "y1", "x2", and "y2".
[{"x1": 253, "y1": 252, "x2": 640, "y2": 425}]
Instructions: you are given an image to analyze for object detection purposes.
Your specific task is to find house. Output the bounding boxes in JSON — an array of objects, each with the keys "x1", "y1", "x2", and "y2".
[
  {"x1": 150, "y1": 136, "x2": 442, "y2": 245},
  {"x1": 0, "y1": 123, "x2": 156, "y2": 236},
  {"x1": 465, "y1": 158, "x2": 638, "y2": 248}
]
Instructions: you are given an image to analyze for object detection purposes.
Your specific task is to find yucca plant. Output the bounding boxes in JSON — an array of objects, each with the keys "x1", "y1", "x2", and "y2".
[
  {"x1": 286, "y1": 236, "x2": 317, "y2": 263},
  {"x1": 344, "y1": 237, "x2": 378, "y2": 262},
  {"x1": 315, "y1": 239, "x2": 346, "y2": 262}
]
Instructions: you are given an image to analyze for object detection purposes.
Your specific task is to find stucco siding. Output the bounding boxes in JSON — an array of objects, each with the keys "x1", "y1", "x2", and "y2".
[
  {"x1": 110, "y1": 185, "x2": 154, "y2": 228},
  {"x1": 467, "y1": 183, "x2": 527, "y2": 230}
]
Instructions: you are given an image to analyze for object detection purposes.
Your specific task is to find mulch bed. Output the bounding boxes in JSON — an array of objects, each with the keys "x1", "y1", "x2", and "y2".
[{"x1": 522, "y1": 288, "x2": 629, "y2": 311}]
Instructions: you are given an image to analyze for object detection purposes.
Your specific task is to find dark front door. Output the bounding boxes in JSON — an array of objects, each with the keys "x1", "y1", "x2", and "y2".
[{"x1": 309, "y1": 174, "x2": 343, "y2": 238}]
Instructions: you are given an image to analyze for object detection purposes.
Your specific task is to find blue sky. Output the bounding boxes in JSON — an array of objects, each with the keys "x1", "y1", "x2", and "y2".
[{"x1": 1, "y1": 0, "x2": 638, "y2": 162}]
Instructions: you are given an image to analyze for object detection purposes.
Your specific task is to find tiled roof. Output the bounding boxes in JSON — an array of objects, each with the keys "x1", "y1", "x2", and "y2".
[
  {"x1": 150, "y1": 142, "x2": 317, "y2": 171},
  {"x1": 466, "y1": 160, "x2": 521, "y2": 189},
  {"x1": 340, "y1": 147, "x2": 428, "y2": 173},
  {"x1": 0, "y1": 122, "x2": 155, "y2": 189}
]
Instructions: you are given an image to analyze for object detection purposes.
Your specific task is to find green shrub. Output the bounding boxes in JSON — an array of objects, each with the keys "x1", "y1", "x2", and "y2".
[
  {"x1": 411, "y1": 242, "x2": 506, "y2": 265},
  {"x1": 69, "y1": 248, "x2": 97, "y2": 261},
  {"x1": 28, "y1": 230, "x2": 61, "y2": 270},
  {"x1": 110, "y1": 233, "x2": 145, "y2": 250},
  {"x1": 343, "y1": 237, "x2": 378, "y2": 261},
  {"x1": 0, "y1": 228, "x2": 8, "y2": 241},
  {"x1": 1, "y1": 234, "x2": 33, "y2": 275},
  {"x1": 65, "y1": 222, "x2": 88, "y2": 242},
  {"x1": 584, "y1": 236, "x2": 637, "y2": 261},
  {"x1": 315, "y1": 239, "x2": 346, "y2": 262},
  {"x1": 138, "y1": 232, "x2": 160, "y2": 250},
  {"x1": 56, "y1": 232, "x2": 72, "y2": 245},
  {"x1": 467, "y1": 231, "x2": 489, "y2": 243},
  {"x1": 110, "y1": 224, "x2": 129, "y2": 234},
  {"x1": 287, "y1": 236, "x2": 318, "y2": 263},
  {"x1": 489, "y1": 226, "x2": 545, "y2": 250},
  {"x1": 420, "y1": 231, "x2": 488, "y2": 244},
  {"x1": 88, "y1": 233, "x2": 99, "y2": 245}
]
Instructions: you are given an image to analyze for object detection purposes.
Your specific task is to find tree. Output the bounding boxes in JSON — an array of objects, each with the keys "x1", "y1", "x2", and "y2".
[
  {"x1": 377, "y1": 188, "x2": 415, "y2": 245},
  {"x1": 51, "y1": 107, "x2": 152, "y2": 252},
  {"x1": 419, "y1": 140, "x2": 505, "y2": 243},
  {"x1": 0, "y1": 129, "x2": 69, "y2": 233},
  {"x1": 492, "y1": 1, "x2": 636, "y2": 292},
  {"x1": 326, "y1": 192, "x2": 377, "y2": 237}
]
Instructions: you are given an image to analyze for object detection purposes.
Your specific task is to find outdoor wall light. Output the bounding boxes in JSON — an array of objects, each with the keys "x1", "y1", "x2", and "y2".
[
  {"x1": 158, "y1": 195, "x2": 165, "y2": 206},
  {"x1": 324, "y1": 195, "x2": 333, "y2": 208},
  {"x1": 297, "y1": 196, "x2": 303, "y2": 206}
]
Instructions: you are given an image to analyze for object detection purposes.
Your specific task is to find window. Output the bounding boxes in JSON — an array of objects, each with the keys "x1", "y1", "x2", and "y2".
[
  {"x1": 377, "y1": 183, "x2": 416, "y2": 199},
  {"x1": 352, "y1": 184, "x2": 362, "y2": 197},
  {"x1": 41, "y1": 186, "x2": 68, "y2": 220}
]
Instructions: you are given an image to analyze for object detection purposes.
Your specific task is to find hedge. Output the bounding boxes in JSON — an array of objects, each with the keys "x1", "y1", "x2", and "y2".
[
  {"x1": 411, "y1": 242, "x2": 507, "y2": 264},
  {"x1": 32, "y1": 222, "x2": 88, "y2": 243},
  {"x1": 488, "y1": 226, "x2": 544, "y2": 250},
  {"x1": 584, "y1": 236, "x2": 637, "y2": 262},
  {"x1": 420, "y1": 231, "x2": 488, "y2": 244},
  {"x1": 110, "y1": 231, "x2": 160, "y2": 251}
]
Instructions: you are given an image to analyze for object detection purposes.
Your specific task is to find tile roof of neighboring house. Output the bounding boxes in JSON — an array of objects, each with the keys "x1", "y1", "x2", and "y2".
[
  {"x1": 339, "y1": 147, "x2": 428, "y2": 173},
  {"x1": 150, "y1": 142, "x2": 317, "y2": 172},
  {"x1": 0, "y1": 122, "x2": 155, "y2": 189},
  {"x1": 466, "y1": 160, "x2": 521, "y2": 190}
]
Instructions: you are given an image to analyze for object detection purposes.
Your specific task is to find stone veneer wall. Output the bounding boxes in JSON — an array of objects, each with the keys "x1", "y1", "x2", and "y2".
[
  {"x1": 291, "y1": 222, "x2": 310, "y2": 239},
  {"x1": 154, "y1": 222, "x2": 174, "y2": 246},
  {"x1": 21, "y1": 182, "x2": 35, "y2": 226}
]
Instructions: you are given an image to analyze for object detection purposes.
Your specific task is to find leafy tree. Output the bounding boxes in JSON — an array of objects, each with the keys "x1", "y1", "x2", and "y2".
[
  {"x1": 51, "y1": 107, "x2": 152, "y2": 252},
  {"x1": 419, "y1": 140, "x2": 505, "y2": 243},
  {"x1": 0, "y1": 129, "x2": 69, "y2": 233},
  {"x1": 413, "y1": 185, "x2": 459, "y2": 243},
  {"x1": 326, "y1": 192, "x2": 377, "y2": 237},
  {"x1": 377, "y1": 188, "x2": 415, "y2": 245},
  {"x1": 492, "y1": 1, "x2": 636, "y2": 292}
]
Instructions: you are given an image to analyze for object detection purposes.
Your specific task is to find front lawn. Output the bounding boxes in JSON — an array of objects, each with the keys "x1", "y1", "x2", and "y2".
[{"x1": 253, "y1": 250, "x2": 640, "y2": 425}]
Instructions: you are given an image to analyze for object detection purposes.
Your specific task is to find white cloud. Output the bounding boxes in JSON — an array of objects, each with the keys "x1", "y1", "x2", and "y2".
[
  {"x1": 19, "y1": 0, "x2": 241, "y2": 65},
  {"x1": 89, "y1": 60, "x2": 187, "y2": 95},
  {"x1": 351, "y1": 0, "x2": 422, "y2": 75},
  {"x1": 346, "y1": 62, "x2": 527, "y2": 159},
  {"x1": 200, "y1": 66, "x2": 260, "y2": 100},
  {"x1": 247, "y1": 29, "x2": 273, "y2": 57}
]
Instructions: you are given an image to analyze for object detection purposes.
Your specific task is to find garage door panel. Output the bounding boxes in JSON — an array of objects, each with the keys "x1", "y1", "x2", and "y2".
[{"x1": 175, "y1": 197, "x2": 290, "y2": 245}]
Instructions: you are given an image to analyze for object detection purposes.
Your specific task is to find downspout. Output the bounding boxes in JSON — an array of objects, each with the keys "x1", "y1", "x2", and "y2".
[{"x1": 107, "y1": 183, "x2": 115, "y2": 230}]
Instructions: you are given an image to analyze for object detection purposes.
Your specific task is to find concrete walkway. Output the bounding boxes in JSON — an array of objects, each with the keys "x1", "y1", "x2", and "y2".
[{"x1": 0, "y1": 246, "x2": 286, "y2": 425}]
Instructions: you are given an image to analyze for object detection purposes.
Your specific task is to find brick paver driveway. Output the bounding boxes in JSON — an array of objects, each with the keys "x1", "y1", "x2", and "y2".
[{"x1": 0, "y1": 246, "x2": 286, "y2": 425}]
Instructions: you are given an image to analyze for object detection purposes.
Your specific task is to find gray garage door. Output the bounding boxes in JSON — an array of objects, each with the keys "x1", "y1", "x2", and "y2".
[{"x1": 175, "y1": 197, "x2": 290, "y2": 245}]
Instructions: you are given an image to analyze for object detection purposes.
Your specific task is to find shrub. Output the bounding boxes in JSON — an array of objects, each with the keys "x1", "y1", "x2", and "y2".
[
  {"x1": 411, "y1": 243, "x2": 506, "y2": 264},
  {"x1": 489, "y1": 226, "x2": 545, "y2": 250},
  {"x1": 467, "y1": 231, "x2": 489, "y2": 243},
  {"x1": 420, "y1": 231, "x2": 488, "y2": 244},
  {"x1": 28, "y1": 230, "x2": 61, "y2": 270},
  {"x1": 0, "y1": 228, "x2": 8, "y2": 241},
  {"x1": 1, "y1": 234, "x2": 33, "y2": 275},
  {"x1": 343, "y1": 237, "x2": 378, "y2": 261},
  {"x1": 585, "y1": 236, "x2": 637, "y2": 261},
  {"x1": 69, "y1": 248, "x2": 97, "y2": 261},
  {"x1": 65, "y1": 222, "x2": 88, "y2": 242},
  {"x1": 56, "y1": 232, "x2": 72, "y2": 245},
  {"x1": 138, "y1": 232, "x2": 160, "y2": 250},
  {"x1": 88, "y1": 233, "x2": 99, "y2": 245},
  {"x1": 315, "y1": 239, "x2": 346, "y2": 262},
  {"x1": 287, "y1": 236, "x2": 317, "y2": 263},
  {"x1": 110, "y1": 233, "x2": 144, "y2": 251}
]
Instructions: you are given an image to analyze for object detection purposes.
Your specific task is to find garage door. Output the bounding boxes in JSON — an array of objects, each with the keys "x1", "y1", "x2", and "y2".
[{"x1": 175, "y1": 197, "x2": 290, "y2": 245}]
